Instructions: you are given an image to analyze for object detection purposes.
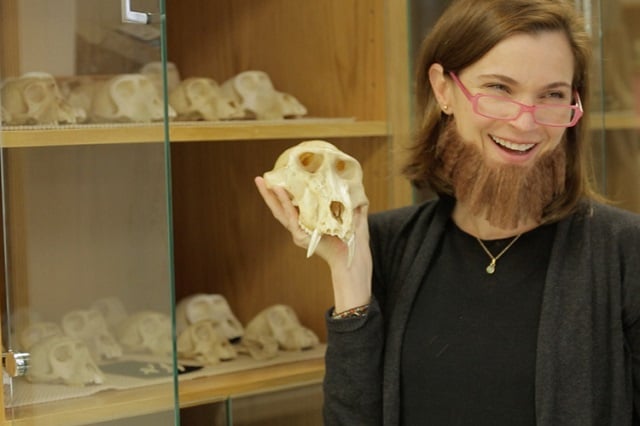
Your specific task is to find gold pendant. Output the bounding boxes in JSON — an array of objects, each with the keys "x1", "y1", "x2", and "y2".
[{"x1": 486, "y1": 259, "x2": 496, "y2": 274}]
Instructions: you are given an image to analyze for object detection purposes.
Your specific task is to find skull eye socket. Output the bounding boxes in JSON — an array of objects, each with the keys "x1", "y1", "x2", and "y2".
[
  {"x1": 297, "y1": 152, "x2": 323, "y2": 173},
  {"x1": 24, "y1": 83, "x2": 47, "y2": 103},
  {"x1": 115, "y1": 80, "x2": 136, "y2": 97},
  {"x1": 194, "y1": 323, "x2": 213, "y2": 340},
  {"x1": 334, "y1": 159, "x2": 357, "y2": 179},
  {"x1": 53, "y1": 344, "x2": 74, "y2": 362},
  {"x1": 189, "y1": 81, "x2": 208, "y2": 96}
]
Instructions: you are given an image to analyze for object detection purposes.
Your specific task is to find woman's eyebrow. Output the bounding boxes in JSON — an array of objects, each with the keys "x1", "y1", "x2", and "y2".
[{"x1": 477, "y1": 73, "x2": 572, "y2": 90}]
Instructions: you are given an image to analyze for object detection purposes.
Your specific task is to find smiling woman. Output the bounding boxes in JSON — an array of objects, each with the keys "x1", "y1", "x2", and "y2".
[
  {"x1": 422, "y1": 30, "x2": 579, "y2": 231},
  {"x1": 254, "y1": 0, "x2": 640, "y2": 425}
]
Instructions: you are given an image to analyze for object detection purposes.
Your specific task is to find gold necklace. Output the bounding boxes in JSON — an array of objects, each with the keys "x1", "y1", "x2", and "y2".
[{"x1": 475, "y1": 234, "x2": 522, "y2": 274}]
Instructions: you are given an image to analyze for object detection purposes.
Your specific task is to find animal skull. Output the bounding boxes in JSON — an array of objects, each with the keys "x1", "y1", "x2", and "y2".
[
  {"x1": 27, "y1": 335, "x2": 105, "y2": 386},
  {"x1": 58, "y1": 75, "x2": 99, "y2": 122},
  {"x1": 19, "y1": 321, "x2": 64, "y2": 351},
  {"x1": 220, "y1": 70, "x2": 306, "y2": 120},
  {"x1": 176, "y1": 294, "x2": 244, "y2": 342},
  {"x1": 263, "y1": 140, "x2": 368, "y2": 264},
  {"x1": 1, "y1": 72, "x2": 80, "y2": 125},
  {"x1": 245, "y1": 304, "x2": 319, "y2": 351},
  {"x1": 91, "y1": 73, "x2": 175, "y2": 123},
  {"x1": 140, "y1": 61, "x2": 181, "y2": 95},
  {"x1": 169, "y1": 78, "x2": 243, "y2": 121},
  {"x1": 1, "y1": 105, "x2": 12, "y2": 123},
  {"x1": 177, "y1": 320, "x2": 237, "y2": 365},
  {"x1": 237, "y1": 335, "x2": 279, "y2": 361},
  {"x1": 116, "y1": 311, "x2": 172, "y2": 357},
  {"x1": 62, "y1": 309, "x2": 123, "y2": 361},
  {"x1": 90, "y1": 297, "x2": 128, "y2": 329},
  {"x1": 278, "y1": 92, "x2": 307, "y2": 118}
]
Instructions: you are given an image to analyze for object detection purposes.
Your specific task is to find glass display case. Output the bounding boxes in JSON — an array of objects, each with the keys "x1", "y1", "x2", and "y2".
[
  {"x1": 0, "y1": 0, "x2": 180, "y2": 424},
  {"x1": 0, "y1": 0, "x2": 412, "y2": 424}
]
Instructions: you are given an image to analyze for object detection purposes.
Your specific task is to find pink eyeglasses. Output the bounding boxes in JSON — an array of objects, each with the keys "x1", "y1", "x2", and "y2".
[{"x1": 448, "y1": 72, "x2": 583, "y2": 127}]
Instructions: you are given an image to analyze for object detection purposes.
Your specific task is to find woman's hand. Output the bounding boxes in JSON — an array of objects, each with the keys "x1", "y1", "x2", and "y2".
[{"x1": 254, "y1": 176, "x2": 372, "y2": 312}]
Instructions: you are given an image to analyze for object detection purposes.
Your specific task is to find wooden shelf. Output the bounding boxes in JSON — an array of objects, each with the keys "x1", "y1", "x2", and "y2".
[
  {"x1": 3, "y1": 357, "x2": 325, "y2": 426},
  {"x1": 178, "y1": 356, "x2": 325, "y2": 409},
  {"x1": 0, "y1": 119, "x2": 388, "y2": 148}
]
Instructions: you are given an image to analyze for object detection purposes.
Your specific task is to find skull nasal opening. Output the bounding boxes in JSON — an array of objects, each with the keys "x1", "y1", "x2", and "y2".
[
  {"x1": 330, "y1": 201, "x2": 344, "y2": 223},
  {"x1": 298, "y1": 152, "x2": 323, "y2": 173}
]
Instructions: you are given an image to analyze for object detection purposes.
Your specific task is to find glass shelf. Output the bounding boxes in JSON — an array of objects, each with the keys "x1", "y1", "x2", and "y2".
[{"x1": 1, "y1": 119, "x2": 388, "y2": 147}]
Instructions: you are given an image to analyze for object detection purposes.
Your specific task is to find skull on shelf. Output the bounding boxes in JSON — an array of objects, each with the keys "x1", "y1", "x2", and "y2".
[
  {"x1": 57, "y1": 75, "x2": 99, "y2": 122},
  {"x1": 263, "y1": 140, "x2": 368, "y2": 263},
  {"x1": 1, "y1": 105, "x2": 12, "y2": 124},
  {"x1": 169, "y1": 78, "x2": 244, "y2": 121},
  {"x1": 90, "y1": 296, "x2": 128, "y2": 330},
  {"x1": 176, "y1": 294, "x2": 244, "y2": 342},
  {"x1": 237, "y1": 334, "x2": 279, "y2": 361},
  {"x1": 245, "y1": 304, "x2": 319, "y2": 351},
  {"x1": 116, "y1": 311, "x2": 172, "y2": 357},
  {"x1": 140, "y1": 61, "x2": 182, "y2": 95},
  {"x1": 1, "y1": 72, "x2": 80, "y2": 125},
  {"x1": 278, "y1": 91, "x2": 307, "y2": 118},
  {"x1": 19, "y1": 321, "x2": 64, "y2": 351},
  {"x1": 220, "y1": 70, "x2": 306, "y2": 120},
  {"x1": 177, "y1": 320, "x2": 237, "y2": 365},
  {"x1": 61, "y1": 309, "x2": 123, "y2": 361},
  {"x1": 27, "y1": 335, "x2": 105, "y2": 386},
  {"x1": 90, "y1": 73, "x2": 175, "y2": 123}
]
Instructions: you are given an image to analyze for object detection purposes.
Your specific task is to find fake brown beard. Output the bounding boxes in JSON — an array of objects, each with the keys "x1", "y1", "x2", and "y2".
[{"x1": 436, "y1": 119, "x2": 567, "y2": 230}]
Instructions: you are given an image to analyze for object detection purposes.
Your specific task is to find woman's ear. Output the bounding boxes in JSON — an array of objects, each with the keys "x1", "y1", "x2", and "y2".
[{"x1": 428, "y1": 63, "x2": 452, "y2": 113}]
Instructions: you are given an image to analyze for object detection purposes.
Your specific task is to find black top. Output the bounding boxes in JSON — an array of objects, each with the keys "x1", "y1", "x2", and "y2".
[
  {"x1": 323, "y1": 199, "x2": 640, "y2": 426},
  {"x1": 401, "y1": 219, "x2": 556, "y2": 425}
]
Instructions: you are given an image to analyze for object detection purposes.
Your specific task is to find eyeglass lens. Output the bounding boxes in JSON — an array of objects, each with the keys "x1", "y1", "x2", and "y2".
[{"x1": 476, "y1": 96, "x2": 575, "y2": 126}]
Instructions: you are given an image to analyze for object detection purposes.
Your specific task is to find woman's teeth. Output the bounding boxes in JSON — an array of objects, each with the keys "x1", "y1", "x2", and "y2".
[{"x1": 491, "y1": 136, "x2": 535, "y2": 152}]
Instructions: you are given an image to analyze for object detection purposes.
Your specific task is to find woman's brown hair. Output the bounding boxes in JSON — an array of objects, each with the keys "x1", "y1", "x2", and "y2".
[{"x1": 404, "y1": 0, "x2": 599, "y2": 222}]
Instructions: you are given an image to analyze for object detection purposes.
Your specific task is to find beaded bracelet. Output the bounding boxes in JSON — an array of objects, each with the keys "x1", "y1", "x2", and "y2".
[{"x1": 331, "y1": 303, "x2": 370, "y2": 320}]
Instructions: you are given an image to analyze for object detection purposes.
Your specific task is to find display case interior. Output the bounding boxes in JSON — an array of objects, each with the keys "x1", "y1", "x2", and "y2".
[{"x1": 0, "y1": 0, "x2": 412, "y2": 424}]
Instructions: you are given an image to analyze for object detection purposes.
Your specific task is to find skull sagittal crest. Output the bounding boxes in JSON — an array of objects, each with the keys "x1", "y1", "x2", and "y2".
[{"x1": 263, "y1": 140, "x2": 368, "y2": 265}]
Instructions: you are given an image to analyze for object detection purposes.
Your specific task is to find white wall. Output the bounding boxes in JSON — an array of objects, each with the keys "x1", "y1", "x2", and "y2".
[{"x1": 18, "y1": 0, "x2": 76, "y2": 75}]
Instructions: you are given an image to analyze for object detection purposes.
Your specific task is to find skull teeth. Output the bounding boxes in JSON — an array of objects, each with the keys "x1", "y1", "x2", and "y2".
[
  {"x1": 307, "y1": 228, "x2": 322, "y2": 259},
  {"x1": 301, "y1": 223, "x2": 355, "y2": 268}
]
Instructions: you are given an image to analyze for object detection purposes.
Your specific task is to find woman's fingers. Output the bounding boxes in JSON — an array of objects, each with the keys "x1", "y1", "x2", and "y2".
[
  {"x1": 254, "y1": 176, "x2": 309, "y2": 248},
  {"x1": 255, "y1": 176, "x2": 292, "y2": 227}
]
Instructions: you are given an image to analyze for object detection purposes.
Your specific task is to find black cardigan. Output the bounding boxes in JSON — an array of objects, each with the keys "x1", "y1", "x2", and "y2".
[{"x1": 323, "y1": 198, "x2": 640, "y2": 425}]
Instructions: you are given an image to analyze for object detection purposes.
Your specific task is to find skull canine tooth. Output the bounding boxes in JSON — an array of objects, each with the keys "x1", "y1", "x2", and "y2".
[{"x1": 307, "y1": 228, "x2": 322, "y2": 258}]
